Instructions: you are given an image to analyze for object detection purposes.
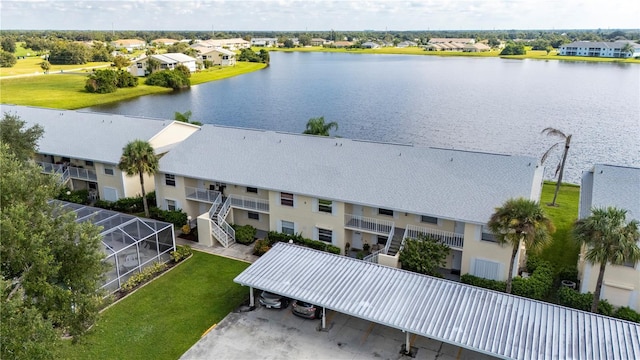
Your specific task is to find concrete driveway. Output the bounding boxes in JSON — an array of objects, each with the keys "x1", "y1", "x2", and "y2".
[{"x1": 181, "y1": 304, "x2": 497, "y2": 360}]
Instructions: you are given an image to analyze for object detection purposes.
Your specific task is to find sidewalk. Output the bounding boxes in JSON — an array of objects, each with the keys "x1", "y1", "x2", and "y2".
[{"x1": 175, "y1": 237, "x2": 259, "y2": 263}]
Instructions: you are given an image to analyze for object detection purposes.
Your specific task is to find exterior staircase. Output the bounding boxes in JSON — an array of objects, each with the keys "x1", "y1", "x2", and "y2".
[
  {"x1": 208, "y1": 195, "x2": 236, "y2": 247},
  {"x1": 386, "y1": 230, "x2": 405, "y2": 256}
]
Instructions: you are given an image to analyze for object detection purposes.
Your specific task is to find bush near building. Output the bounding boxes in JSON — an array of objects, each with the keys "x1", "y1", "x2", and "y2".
[
  {"x1": 145, "y1": 70, "x2": 190, "y2": 89},
  {"x1": 253, "y1": 231, "x2": 340, "y2": 256},
  {"x1": 232, "y1": 224, "x2": 257, "y2": 245}
]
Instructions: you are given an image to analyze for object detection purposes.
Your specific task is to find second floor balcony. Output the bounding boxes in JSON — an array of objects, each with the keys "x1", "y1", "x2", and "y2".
[
  {"x1": 185, "y1": 186, "x2": 220, "y2": 203},
  {"x1": 344, "y1": 214, "x2": 393, "y2": 235}
]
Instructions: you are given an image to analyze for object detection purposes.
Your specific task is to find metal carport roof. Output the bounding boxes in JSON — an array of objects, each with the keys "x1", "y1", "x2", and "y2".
[{"x1": 234, "y1": 243, "x2": 640, "y2": 360}]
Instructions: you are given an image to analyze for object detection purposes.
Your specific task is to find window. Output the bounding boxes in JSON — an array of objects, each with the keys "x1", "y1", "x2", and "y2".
[
  {"x1": 281, "y1": 221, "x2": 295, "y2": 235},
  {"x1": 481, "y1": 226, "x2": 497, "y2": 242},
  {"x1": 318, "y1": 199, "x2": 333, "y2": 213},
  {"x1": 165, "y1": 174, "x2": 176, "y2": 186},
  {"x1": 246, "y1": 187, "x2": 258, "y2": 194},
  {"x1": 137, "y1": 63, "x2": 143, "y2": 69},
  {"x1": 472, "y1": 259, "x2": 501, "y2": 280},
  {"x1": 85, "y1": 160, "x2": 94, "y2": 167},
  {"x1": 377, "y1": 235, "x2": 387, "y2": 245},
  {"x1": 104, "y1": 167, "x2": 114, "y2": 176},
  {"x1": 378, "y1": 208, "x2": 394, "y2": 217},
  {"x1": 166, "y1": 199, "x2": 176, "y2": 211},
  {"x1": 280, "y1": 192, "x2": 294, "y2": 207},
  {"x1": 421, "y1": 215, "x2": 438, "y2": 224},
  {"x1": 61, "y1": 157, "x2": 70, "y2": 163},
  {"x1": 318, "y1": 228, "x2": 332, "y2": 243},
  {"x1": 248, "y1": 212, "x2": 260, "y2": 220}
]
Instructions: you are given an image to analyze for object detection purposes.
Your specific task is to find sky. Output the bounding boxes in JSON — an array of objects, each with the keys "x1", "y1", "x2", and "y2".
[{"x1": 1, "y1": 0, "x2": 639, "y2": 32}]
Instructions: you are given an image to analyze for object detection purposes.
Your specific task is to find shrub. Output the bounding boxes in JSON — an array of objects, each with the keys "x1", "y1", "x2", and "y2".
[
  {"x1": 613, "y1": 307, "x2": 640, "y2": 323},
  {"x1": 145, "y1": 69, "x2": 190, "y2": 89},
  {"x1": 120, "y1": 262, "x2": 167, "y2": 292},
  {"x1": 85, "y1": 69, "x2": 118, "y2": 93},
  {"x1": 148, "y1": 207, "x2": 187, "y2": 227},
  {"x1": 174, "y1": 64, "x2": 191, "y2": 78},
  {"x1": 555, "y1": 265, "x2": 579, "y2": 284},
  {"x1": 0, "y1": 50, "x2": 17, "y2": 67},
  {"x1": 556, "y1": 287, "x2": 614, "y2": 315},
  {"x1": 511, "y1": 260, "x2": 554, "y2": 300},
  {"x1": 203, "y1": 60, "x2": 214, "y2": 69},
  {"x1": 263, "y1": 231, "x2": 339, "y2": 255},
  {"x1": 460, "y1": 274, "x2": 507, "y2": 292},
  {"x1": 115, "y1": 70, "x2": 138, "y2": 88},
  {"x1": 500, "y1": 42, "x2": 526, "y2": 55},
  {"x1": 57, "y1": 188, "x2": 90, "y2": 205},
  {"x1": 253, "y1": 239, "x2": 271, "y2": 256},
  {"x1": 170, "y1": 245, "x2": 192, "y2": 263},
  {"x1": 232, "y1": 224, "x2": 257, "y2": 245}
]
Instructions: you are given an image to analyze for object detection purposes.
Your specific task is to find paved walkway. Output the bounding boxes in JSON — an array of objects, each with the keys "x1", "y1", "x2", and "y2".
[{"x1": 175, "y1": 237, "x2": 259, "y2": 263}]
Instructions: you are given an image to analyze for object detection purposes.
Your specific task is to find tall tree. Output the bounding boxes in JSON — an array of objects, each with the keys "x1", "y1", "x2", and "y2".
[
  {"x1": 541, "y1": 127, "x2": 572, "y2": 207},
  {"x1": 0, "y1": 112, "x2": 44, "y2": 162},
  {"x1": 303, "y1": 116, "x2": 338, "y2": 136},
  {"x1": 573, "y1": 207, "x2": 640, "y2": 313},
  {"x1": 488, "y1": 198, "x2": 554, "y2": 293},
  {"x1": 1, "y1": 144, "x2": 106, "y2": 357},
  {"x1": 118, "y1": 140, "x2": 159, "y2": 217}
]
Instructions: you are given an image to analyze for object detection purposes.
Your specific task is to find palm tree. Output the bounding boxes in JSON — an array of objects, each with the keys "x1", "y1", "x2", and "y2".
[
  {"x1": 620, "y1": 43, "x2": 634, "y2": 58},
  {"x1": 573, "y1": 207, "x2": 640, "y2": 313},
  {"x1": 303, "y1": 116, "x2": 338, "y2": 136},
  {"x1": 541, "y1": 127, "x2": 572, "y2": 207},
  {"x1": 488, "y1": 198, "x2": 555, "y2": 294},
  {"x1": 118, "y1": 140, "x2": 159, "y2": 217}
]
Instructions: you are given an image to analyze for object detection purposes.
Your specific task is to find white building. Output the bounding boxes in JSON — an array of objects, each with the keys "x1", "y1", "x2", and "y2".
[
  {"x1": 129, "y1": 53, "x2": 198, "y2": 77},
  {"x1": 559, "y1": 41, "x2": 640, "y2": 58}
]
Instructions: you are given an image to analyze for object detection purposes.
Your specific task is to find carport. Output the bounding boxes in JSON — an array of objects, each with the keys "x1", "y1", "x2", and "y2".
[{"x1": 234, "y1": 243, "x2": 640, "y2": 359}]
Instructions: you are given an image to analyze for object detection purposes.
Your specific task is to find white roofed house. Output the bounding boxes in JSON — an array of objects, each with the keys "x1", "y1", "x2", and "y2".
[
  {"x1": 111, "y1": 39, "x2": 146, "y2": 52},
  {"x1": 559, "y1": 40, "x2": 640, "y2": 58},
  {"x1": 128, "y1": 53, "x2": 198, "y2": 77},
  {"x1": 7, "y1": 105, "x2": 199, "y2": 203},
  {"x1": 155, "y1": 125, "x2": 545, "y2": 283},
  {"x1": 578, "y1": 164, "x2": 640, "y2": 311},
  {"x1": 199, "y1": 47, "x2": 236, "y2": 66},
  {"x1": 250, "y1": 38, "x2": 278, "y2": 47}
]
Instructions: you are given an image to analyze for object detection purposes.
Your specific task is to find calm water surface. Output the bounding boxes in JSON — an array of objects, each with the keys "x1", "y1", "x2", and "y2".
[{"x1": 90, "y1": 52, "x2": 640, "y2": 184}]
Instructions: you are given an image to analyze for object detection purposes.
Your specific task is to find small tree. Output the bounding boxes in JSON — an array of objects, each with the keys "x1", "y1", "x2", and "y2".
[
  {"x1": 39, "y1": 60, "x2": 51, "y2": 74},
  {"x1": 146, "y1": 57, "x2": 161, "y2": 75},
  {"x1": 399, "y1": 236, "x2": 450, "y2": 277},
  {"x1": 85, "y1": 69, "x2": 118, "y2": 94},
  {"x1": 112, "y1": 55, "x2": 130, "y2": 70},
  {"x1": 174, "y1": 63, "x2": 191, "y2": 79},
  {"x1": 303, "y1": 116, "x2": 338, "y2": 136},
  {"x1": 541, "y1": 127, "x2": 572, "y2": 207},
  {"x1": 0, "y1": 112, "x2": 44, "y2": 162},
  {"x1": 620, "y1": 43, "x2": 634, "y2": 58},
  {"x1": 118, "y1": 140, "x2": 159, "y2": 217},
  {"x1": 488, "y1": 198, "x2": 554, "y2": 293},
  {"x1": 573, "y1": 207, "x2": 640, "y2": 313},
  {"x1": 0, "y1": 50, "x2": 17, "y2": 68}
]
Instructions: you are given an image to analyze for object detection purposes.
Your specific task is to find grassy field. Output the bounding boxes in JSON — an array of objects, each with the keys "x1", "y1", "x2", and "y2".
[
  {"x1": 0, "y1": 62, "x2": 266, "y2": 109},
  {"x1": 269, "y1": 46, "x2": 640, "y2": 63},
  {"x1": 0, "y1": 57, "x2": 112, "y2": 77},
  {"x1": 537, "y1": 181, "x2": 581, "y2": 271},
  {"x1": 56, "y1": 251, "x2": 250, "y2": 360}
]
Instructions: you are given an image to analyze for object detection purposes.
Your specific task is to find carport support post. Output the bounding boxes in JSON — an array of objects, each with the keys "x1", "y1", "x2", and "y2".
[
  {"x1": 322, "y1": 307, "x2": 326, "y2": 329},
  {"x1": 249, "y1": 287, "x2": 254, "y2": 307},
  {"x1": 405, "y1": 331, "x2": 411, "y2": 354}
]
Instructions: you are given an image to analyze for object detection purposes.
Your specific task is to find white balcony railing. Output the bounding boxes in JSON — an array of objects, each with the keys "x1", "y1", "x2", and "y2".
[
  {"x1": 228, "y1": 194, "x2": 270, "y2": 212},
  {"x1": 344, "y1": 214, "x2": 394, "y2": 235},
  {"x1": 404, "y1": 224, "x2": 464, "y2": 249},
  {"x1": 37, "y1": 161, "x2": 70, "y2": 184},
  {"x1": 67, "y1": 166, "x2": 97, "y2": 181},
  {"x1": 186, "y1": 186, "x2": 220, "y2": 203}
]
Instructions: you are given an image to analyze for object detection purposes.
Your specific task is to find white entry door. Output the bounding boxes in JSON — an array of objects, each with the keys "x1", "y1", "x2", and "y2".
[
  {"x1": 351, "y1": 231, "x2": 363, "y2": 250},
  {"x1": 452, "y1": 250, "x2": 462, "y2": 273}
]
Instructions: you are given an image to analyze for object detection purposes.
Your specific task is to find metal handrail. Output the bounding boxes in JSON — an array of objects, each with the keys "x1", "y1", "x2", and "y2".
[
  {"x1": 186, "y1": 186, "x2": 220, "y2": 203},
  {"x1": 363, "y1": 248, "x2": 384, "y2": 263},
  {"x1": 67, "y1": 166, "x2": 97, "y2": 181},
  {"x1": 383, "y1": 226, "x2": 395, "y2": 254},
  {"x1": 405, "y1": 224, "x2": 464, "y2": 249},
  {"x1": 344, "y1": 214, "x2": 394, "y2": 234},
  {"x1": 228, "y1": 194, "x2": 269, "y2": 212}
]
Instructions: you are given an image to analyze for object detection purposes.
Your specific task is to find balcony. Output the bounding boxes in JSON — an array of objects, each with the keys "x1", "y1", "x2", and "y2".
[
  {"x1": 67, "y1": 166, "x2": 97, "y2": 181},
  {"x1": 344, "y1": 214, "x2": 393, "y2": 235},
  {"x1": 228, "y1": 194, "x2": 269, "y2": 213},
  {"x1": 185, "y1": 186, "x2": 220, "y2": 203},
  {"x1": 37, "y1": 161, "x2": 69, "y2": 184},
  {"x1": 404, "y1": 224, "x2": 464, "y2": 249}
]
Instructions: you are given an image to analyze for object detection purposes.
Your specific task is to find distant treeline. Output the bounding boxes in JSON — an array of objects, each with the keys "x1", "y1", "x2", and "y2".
[{"x1": 1, "y1": 29, "x2": 639, "y2": 45}]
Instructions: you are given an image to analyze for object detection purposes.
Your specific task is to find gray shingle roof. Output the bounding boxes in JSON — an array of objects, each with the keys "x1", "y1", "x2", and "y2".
[
  {"x1": 560, "y1": 41, "x2": 640, "y2": 50},
  {"x1": 159, "y1": 125, "x2": 541, "y2": 224},
  {"x1": 235, "y1": 243, "x2": 640, "y2": 360},
  {"x1": 3, "y1": 105, "x2": 174, "y2": 164},
  {"x1": 580, "y1": 164, "x2": 640, "y2": 220}
]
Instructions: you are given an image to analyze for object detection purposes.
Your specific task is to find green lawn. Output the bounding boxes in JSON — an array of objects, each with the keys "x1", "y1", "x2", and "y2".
[
  {"x1": 56, "y1": 251, "x2": 250, "y2": 360},
  {"x1": 0, "y1": 62, "x2": 266, "y2": 109},
  {"x1": 0, "y1": 56, "x2": 112, "y2": 77},
  {"x1": 537, "y1": 181, "x2": 581, "y2": 271}
]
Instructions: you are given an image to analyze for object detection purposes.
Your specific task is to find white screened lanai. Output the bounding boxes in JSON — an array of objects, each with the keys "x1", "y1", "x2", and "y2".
[{"x1": 53, "y1": 201, "x2": 176, "y2": 293}]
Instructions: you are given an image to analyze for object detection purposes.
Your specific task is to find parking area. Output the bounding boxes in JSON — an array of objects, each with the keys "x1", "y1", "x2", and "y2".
[{"x1": 181, "y1": 304, "x2": 497, "y2": 360}]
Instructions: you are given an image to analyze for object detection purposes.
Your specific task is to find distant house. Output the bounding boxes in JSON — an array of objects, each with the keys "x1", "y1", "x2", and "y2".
[
  {"x1": 559, "y1": 41, "x2": 640, "y2": 58},
  {"x1": 128, "y1": 53, "x2": 198, "y2": 77},
  {"x1": 151, "y1": 38, "x2": 180, "y2": 46},
  {"x1": 199, "y1": 47, "x2": 236, "y2": 66},
  {"x1": 333, "y1": 41, "x2": 353, "y2": 48},
  {"x1": 429, "y1": 38, "x2": 475, "y2": 45},
  {"x1": 192, "y1": 38, "x2": 250, "y2": 50},
  {"x1": 361, "y1": 41, "x2": 380, "y2": 49},
  {"x1": 251, "y1": 38, "x2": 278, "y2": 47},
  {"x1": 310, "y1": 38, "x2": 326, "y2": 46},
  {"x1": 463, "y1": 43, "x2": 491, "y2": 52},
  {"x1": 111, "y1": 39, "x2": 146, "y2": 52},
  {"x1": 397, "y1": 41, "x2": 418, "y2": 48}
]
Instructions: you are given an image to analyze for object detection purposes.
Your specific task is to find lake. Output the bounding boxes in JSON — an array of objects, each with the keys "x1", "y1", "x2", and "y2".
[{"x1": 90, "y1": 52, "x2": 640, "y2": 184}]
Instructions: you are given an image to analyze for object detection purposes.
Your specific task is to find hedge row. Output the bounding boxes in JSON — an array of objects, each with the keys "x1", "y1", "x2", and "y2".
[
  {"x1": 253, "y1": 231, "x2": 340, "y2": 256},
  {"x1": 93, "y1": 192, "x2": 157, "y2": 213}
]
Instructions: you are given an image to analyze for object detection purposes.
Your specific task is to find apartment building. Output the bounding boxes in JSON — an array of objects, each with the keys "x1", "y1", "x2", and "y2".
[
  {"x1": 7, "y1": 105, "x2": 199, "y2": 202},
  {"x1": 155, "y1": 125, "x2": 545, "y2": 281},
  {"x1": 578, "y1": 164, "x2": 640, "y2": 311},
  {"x1": 559, "y1": 41, "x2": 640, "y2": 58}
]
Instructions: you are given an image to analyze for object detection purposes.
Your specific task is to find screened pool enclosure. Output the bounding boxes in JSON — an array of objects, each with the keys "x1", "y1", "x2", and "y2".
[{"x1": 54, "y1": 201, "x2": 176, "y2": 293}]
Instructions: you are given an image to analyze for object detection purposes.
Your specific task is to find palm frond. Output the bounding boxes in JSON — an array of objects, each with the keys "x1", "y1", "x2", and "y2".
[
  {"x1": 540, "y1": 142, "x2": 561, "y2": 164},
  {"x1": 541, "y1": 127, "x2": 567, "y2": 139}
]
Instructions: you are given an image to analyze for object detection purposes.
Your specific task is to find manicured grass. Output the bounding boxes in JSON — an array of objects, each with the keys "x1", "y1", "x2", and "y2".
[
  {"x1": 0, "y1": 62, "x2": 266, "y2": 109},
  {"x1": 537, "y1": 181, "x2": 581, "y2": 271},
  {"x1": 56, "y1": 251, "x2": 250, "y2": 360},
  {"x1": 190, "y1": 62, "x2": 267, "y2": 85},
  {"x1": 0, "y1": 57, "x2": 112, "y2": 77}
]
